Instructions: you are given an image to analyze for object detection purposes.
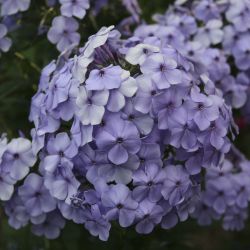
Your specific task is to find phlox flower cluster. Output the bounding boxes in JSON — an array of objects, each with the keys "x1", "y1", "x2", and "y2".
[
  {"x1": 0, "y1": 134, "x2": 36, "y2": 201},
  {"x1": 133, "y1": 0, "x2": 250, "y2": 112},
  {"x1": 1, "y1": 25, "x2": 237, "y2": 241},
  {"x1": 0, "y1": 0, "x2": 141, "y2": 54},
  {"x1": 0, "y1": 0, "x2": 27, "y2": 53},
  {"x1": 192, "y1": 146, "x2": 250, "y2": 231},
  {"x1": 47, "y1": 0, "x2": 141, "y2": 52}
]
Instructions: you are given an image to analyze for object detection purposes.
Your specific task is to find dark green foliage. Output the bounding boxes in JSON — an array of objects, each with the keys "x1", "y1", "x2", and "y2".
[{"x1": 1, "y1": 218, "x2": 250, "y2": 250}]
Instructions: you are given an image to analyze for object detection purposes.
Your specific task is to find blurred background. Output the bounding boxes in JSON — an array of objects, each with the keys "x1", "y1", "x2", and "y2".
[{"x1": 1, "y1": 0, "x2": 250, "y2": 249}]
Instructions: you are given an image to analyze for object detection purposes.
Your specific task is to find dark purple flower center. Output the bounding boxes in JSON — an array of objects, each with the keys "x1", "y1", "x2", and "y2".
[
  {"x1": 143, "y1": 48, "x2": 148, "y2": 54},
  {"x1": 188, "y1": 50, "x2": 194, "y2": 56},
  {"x1": 175, "y1": 181, "x2": 181, "y2": 186},
  {"x1": 214, "y1": 56, "x2": 220, "y2": 62},
  {"x1": 87, "y1": 98, "x2": 92, "y2": 105},
  {"x1": 13, "y1": 153, "x2": 19, "y2": 159},
  {"x1": 167, "y1": 102, "x2": 174, "y2": 109},
  {"x1": 117, "y1": 203, "x2": 123, "y2": 209},
  {"x1": 116, "y1": 137, "x2": 124, "y2": 144},
  {"x1": 233, "y1": 34, "x2": 239, "y2": 41},
  {"x1": 151, "y1": 90, "x2": 157, "y2": 96},
  {"x1": 198, "y1": 103, "x2": 204, "y2": 110},
  {"x1": 206, "y1": 4, "x2": 211, "y2": 9},
  {"x1": 167, "y1": 34, "x2": 173, "y2": 40},
  {"x1": 147, "y1": 181, "x2": 153, "y2": 187},
  {"x1": 65, "y1": 177, "x2": 71, "y2": 183},
  {"x1": 160, "y1": 64, "x2": 166, "y2": 72},
  {"x1": 210, "y1": 122, "x2": 216, "y2": 129},
  {"x1": 202, "y1": 204, "x2": 208, "y2": 210},
  {"x1": 128, "y1": 114, "x2": 135, "y2": 120},
  {"x1": 100, "y1": 120, "x2": 106, "y2": 127},
  {"x1": 59, "y1": 151, "x2": 64, "y2": 157},
  {"x1": 179, "y1": 21, "x2": 184, "y2": 27},
  {"x1": 245, "y1": 50, "x2": 250, "y2": 55},
  {"x1": 35, "y1": 192, "x2": 41, "y2": 197},
  {"x1": 139, "y1": 157, "x2": 145, "y2": 163},
  {"x1": 218, "y1": 191, "x2": 224, "y2": 196},
  {"x1": 99, "y1": 70, "x2": 105, "y2": 77}
]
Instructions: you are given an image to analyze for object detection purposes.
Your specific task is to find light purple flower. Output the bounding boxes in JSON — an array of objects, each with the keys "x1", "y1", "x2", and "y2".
[
  {"x1": 152, "y1": 87, "x2": 186, "y2": 130},
  {"x1": 233, "y1": 36, "x2": 250, "y2": 70},
  {"x1": 76, "y1": 87, "x2": 109, "y2": 125},
  {"x1": 206, "y1": 159, "x2": 233, "y2": 180},
  {"x1": 155, "y1": 26, "x2": 185, "y2": 48},
  {"x1": 91, "y1": 154, "x2": 140, "y2": 184},
  {"x1": 136, "y1": 142, "x2": 162, "y2": 169},
  {"x1": 0, "y1": 170, "x2": 15, "y2": 201},
  {"x1": 0, "y1": 23, "x2": 12, "y2": 53},
  {"x1": 102, "y1": 184, "x2": 138, "y2": 227},
  {"x1": 185, "y1": 90, "x2": 219, "y2": 131},
  {"x1": 44, "y1": 161, "x2": 80, "y2": 203},
  {"x1": 194, "y1": 0, "x2": 220, "y2": 22},
  {"x1": 70, "y1": 118, "x2": 93, "y2": 147},
  {"x1": 162, "y1": 212, "x2": 179, "y2": 230},
  {"x1": 31, "y1": 211, "x2": 65, "y2": 239},
  {"x1": 191, "y1": 199, "x2": 220, "y2": 226},
  {"x1": 195, "y1": 19, "x2": 223, "y2": 47},
  {"x1": 231, "y1": 174, "x2": 250, "y2": 209},
  {"x1": 47, "y1": 16, "x2": 80, "y2": 52},
  {"x1": 167, "y1": 14, "x2": 197, "y2": 37},
  {"x1": 4, "y1": 195, "x2": 30, "y2": 229},
  {"x1": 58, "y1": 201, "x2": 86, "y2": 224},
  {"x1": 170, "y1": 120, "x2": 199, "y2": 151},
  {"x1": 86, "y1": 65, "x2": 124, "y2": 90},
  {"x1": 222, "y1": 206, "x2": 247, "y2": 231},
  {"x1": 133, "y1": 75, "x2": 158, "y2": 114},
  {"x1": 125, "y1": 43, "x2": 159, "y2": 65},
  {"x1": 132, "y1": 164, "x2": 166, "y2": 202},
  {"x1": 43, "y1": 132, "x2": 77, "y2": 173},
  {"x1": 198, "y1": 117, "x2": 228, "y2": 150},
  {"x1": 135, "y1": 199, "x2": 163, "y2": 234},
  {"x1": 204, "y1": 178, "x2": 236, "y2": 214},
  {"x1": 121, "y1": 100, "x2": 154, "y2": 135},
  {"x1": 59, "y1": 0, "x2": 90, "y2": 19},
  {"x1": 45, "y1": 62, "x2": 73, "y2": 111},
  {"x1": 95, "y1": 115, "x2": 141, "y2": 165},
  {"x1": 161, "y1": 165, "x2": 192, "y2": 206},
  {"x1": 1, "y1": 0, "x2": 30, "y2": 16},
  {"x1": 141, "y1": 53, "x2": 182, "y2": 89},
  {"x1": 1, "y1": 138, "x2": 36, "y2": 181},
  {"x1": 18, "y1": 173, "x2": 57, "y2": 217},
  {"x1": 226, "y1": 1, "x2": 250, "y2": 32},
  {"x1": 106, "y1": 76, "x2": 138, "y2": 112},
  {"x1": 84, "y1": 204, "x2": 111, "y2": 241}
]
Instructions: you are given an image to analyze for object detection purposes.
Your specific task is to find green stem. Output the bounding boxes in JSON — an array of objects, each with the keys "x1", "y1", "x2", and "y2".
[{"x1": 14, "y1": 52, "x2": 41, "y2": 73}]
